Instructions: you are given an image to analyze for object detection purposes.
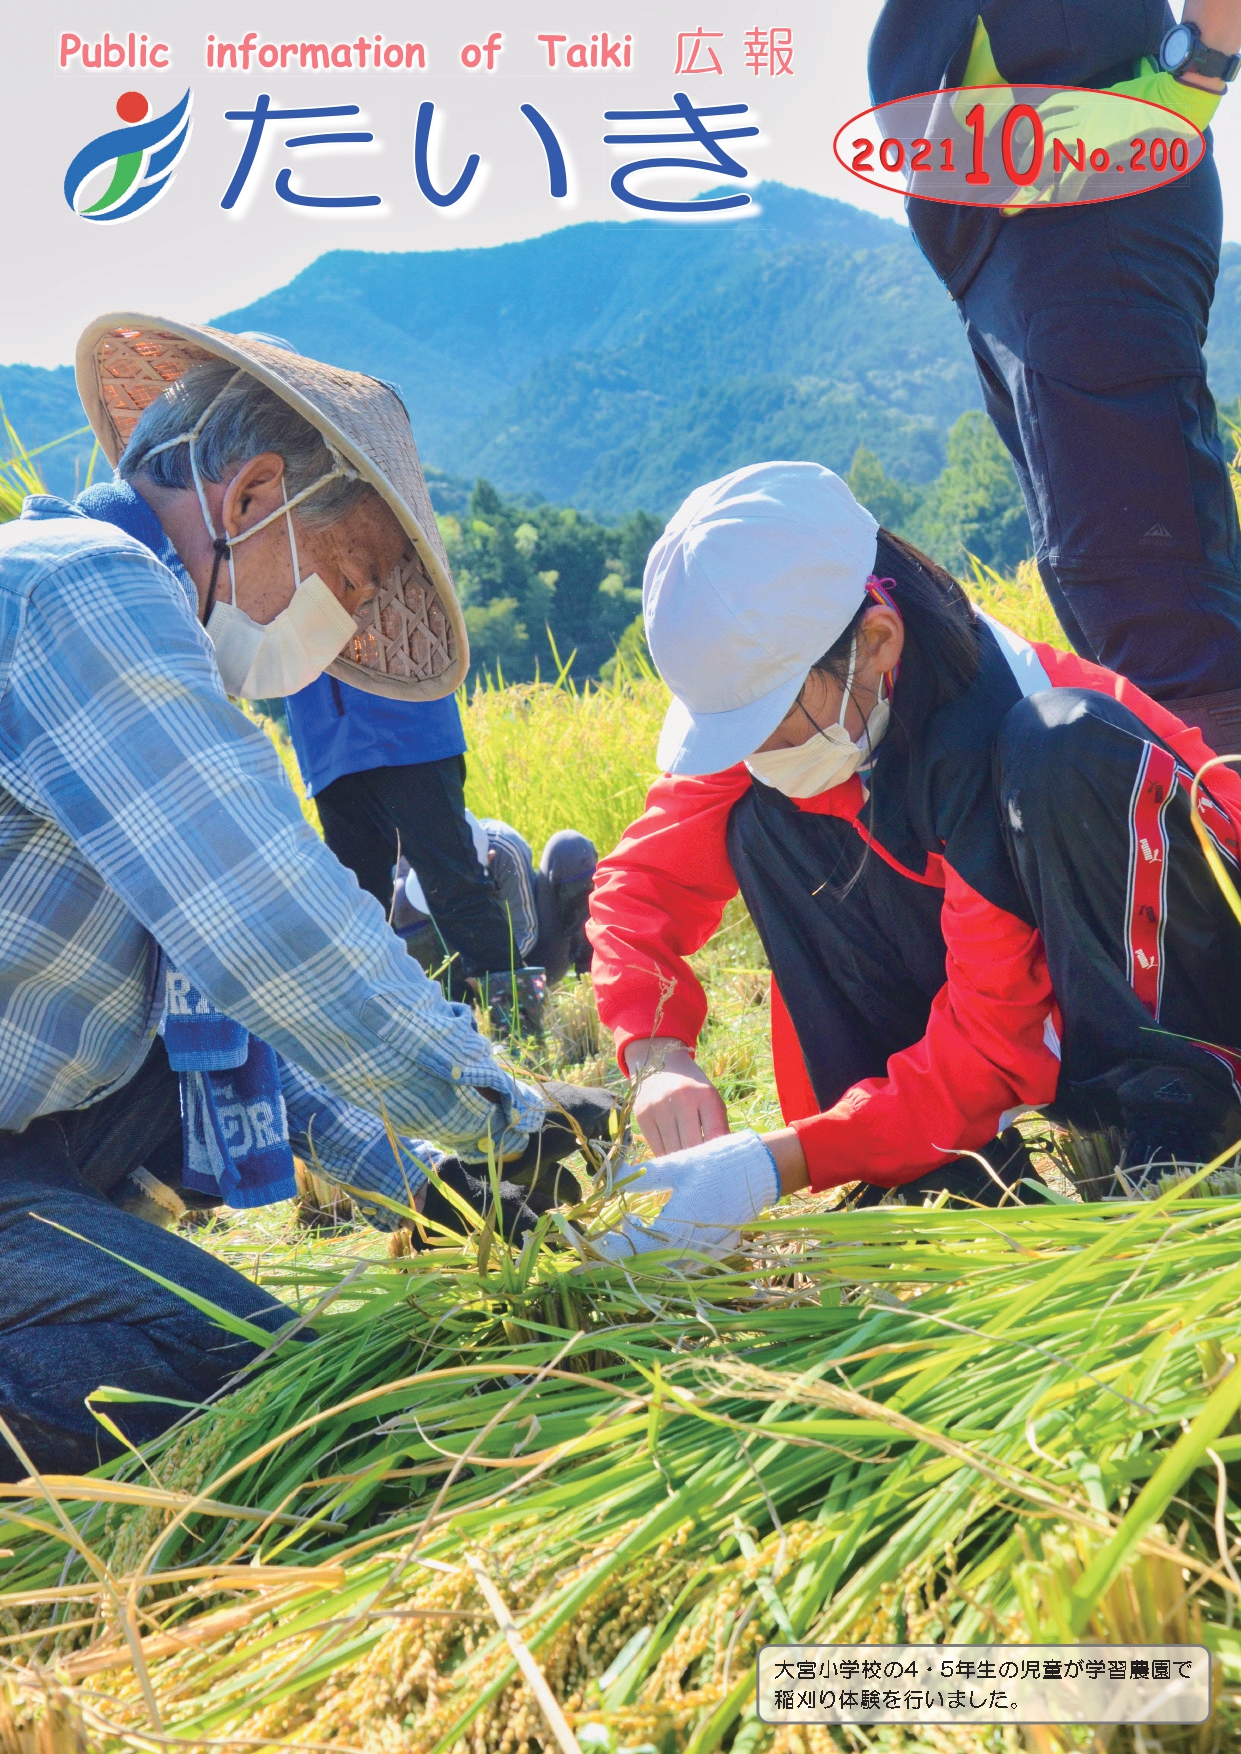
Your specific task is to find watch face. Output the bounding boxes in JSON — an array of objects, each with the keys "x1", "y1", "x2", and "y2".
[{"x1": 1163, "y1": 23, "x2": 1194, "y2": 68}]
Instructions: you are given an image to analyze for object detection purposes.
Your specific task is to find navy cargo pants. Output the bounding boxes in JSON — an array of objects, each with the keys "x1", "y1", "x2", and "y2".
[{"x1": 958, "y1": 154, "x2": 1241, "y2": 751}]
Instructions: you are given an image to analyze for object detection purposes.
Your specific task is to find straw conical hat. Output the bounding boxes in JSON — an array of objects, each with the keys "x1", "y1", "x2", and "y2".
[{"x1": 75, "y1": 313, "x2": 468, "y2": 701}]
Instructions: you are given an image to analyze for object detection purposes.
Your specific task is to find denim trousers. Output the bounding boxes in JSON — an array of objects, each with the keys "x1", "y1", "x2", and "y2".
[{"x1": 0, "y1": 1039, "x2": 291, "y2": 1481}]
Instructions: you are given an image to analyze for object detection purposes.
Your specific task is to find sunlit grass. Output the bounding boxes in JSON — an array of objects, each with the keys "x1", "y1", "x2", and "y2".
[
  {"x1": 2, "y1": 425, "x2": 1240, "y2": 1751},
  {"x1": 3, "y1": 1188, "x2": 1240, "y2": 1751}
]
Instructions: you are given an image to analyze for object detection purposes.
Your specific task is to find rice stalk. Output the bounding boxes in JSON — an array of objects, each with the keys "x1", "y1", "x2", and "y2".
[
  {"x1": 1, "y1": 1195, "x2": 1239, "y2": 1751},
  {"x1": 0, "y1": 413, "x2": 49, "y2": 524}
]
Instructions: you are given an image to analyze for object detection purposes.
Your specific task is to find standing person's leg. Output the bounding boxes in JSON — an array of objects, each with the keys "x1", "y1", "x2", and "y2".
[
  {"x1": 966, "y1": 345, "x2": 1095, "y2": 660},
  {"x1": 314, "y1": 769, "x2": 402, "y2": 911},
  {"x1": 959, "y1": 169, "x2": 1241, "y2": 750},
  {"x1": 994, "y1": 687, "x2": 1241, "y2": 1179}
]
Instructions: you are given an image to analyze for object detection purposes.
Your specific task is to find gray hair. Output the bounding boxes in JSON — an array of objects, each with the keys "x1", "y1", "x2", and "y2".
[{"x1": 117, "y1": 361, "x2": 373, "y2": 530}]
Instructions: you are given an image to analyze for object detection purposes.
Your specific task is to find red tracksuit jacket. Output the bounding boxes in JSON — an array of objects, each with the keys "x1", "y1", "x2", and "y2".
[{"x1": 587, "y1": 639, "x2": 1241, "y2": 1190}]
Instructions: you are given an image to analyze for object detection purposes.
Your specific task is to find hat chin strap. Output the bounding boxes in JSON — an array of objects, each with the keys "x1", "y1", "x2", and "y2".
[{"x1": 204, "y1": 537, "x2": 231, "y2": 624}]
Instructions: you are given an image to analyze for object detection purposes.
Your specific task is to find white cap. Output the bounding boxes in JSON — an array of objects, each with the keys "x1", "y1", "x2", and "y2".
[{"x1": 644, "y1": 462, "x2": 878, "y2": 776}]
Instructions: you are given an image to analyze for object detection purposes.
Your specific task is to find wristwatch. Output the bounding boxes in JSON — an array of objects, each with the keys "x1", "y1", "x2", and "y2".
[{"x1": 1159, "y1": 20, "x2": 1241, "y2": 83}]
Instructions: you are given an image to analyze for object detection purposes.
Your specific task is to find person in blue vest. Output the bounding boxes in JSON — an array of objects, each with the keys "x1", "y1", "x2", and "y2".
[{"x1": 869, "y1": 0, "x2": 1241, "y2": 753}]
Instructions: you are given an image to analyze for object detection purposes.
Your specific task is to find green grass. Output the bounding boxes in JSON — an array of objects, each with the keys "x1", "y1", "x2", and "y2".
[
  {"x1": 462, "y1": 653, "x2": 670, "y2": 865},
  {"x1": 0, "y1": 412, "x2": 51, "y2": 522},
  {"x1": 3, "y1": 429, "x2": 1239, "y2": 1750},
  {"x1": 2, "y1": 1189, "x2": 1240, "y2": 1752}
]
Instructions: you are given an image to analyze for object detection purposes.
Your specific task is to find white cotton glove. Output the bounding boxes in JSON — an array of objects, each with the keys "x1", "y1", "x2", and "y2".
[{"x1": 593, "y1": 1130, "x2": 780, "y2": 1262}]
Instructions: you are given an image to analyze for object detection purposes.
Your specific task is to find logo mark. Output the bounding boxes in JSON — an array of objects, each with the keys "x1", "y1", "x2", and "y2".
[
  {"x1": 1142, "y1": 522, "x2": 1174, "y2": 539},
  {"x1": 64, "y1": 89, "x2": 192, "y2": 222}
]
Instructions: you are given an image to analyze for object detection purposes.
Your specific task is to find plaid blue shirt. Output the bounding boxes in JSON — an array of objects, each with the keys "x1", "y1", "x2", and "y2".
[{"x1": 0, "y1": 496, "x2": 543, "y2": 1214}]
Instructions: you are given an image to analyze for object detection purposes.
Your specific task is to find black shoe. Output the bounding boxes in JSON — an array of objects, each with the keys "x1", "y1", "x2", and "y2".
[
  {"x1": 1117, "y1": 1065, "x2": 1241, "y2": 1191},
  {"x1": 854, "y1": 1128, "x2": 1045, "y2": 1208}
]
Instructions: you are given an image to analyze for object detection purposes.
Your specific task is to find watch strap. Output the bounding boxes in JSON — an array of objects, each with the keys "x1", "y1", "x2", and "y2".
[{"x1": 1187, "y1": 39, "x2": 1241, "y2": 83}]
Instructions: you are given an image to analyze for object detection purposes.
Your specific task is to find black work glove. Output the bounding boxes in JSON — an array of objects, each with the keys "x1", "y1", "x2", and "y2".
[
  {"x1": 498, "y1": 1081, "x2": 619, "y2": 1186},
  {"x1": 412, "y1": 1156, "x2": 558, "y2": 1250},
  {"x1": 403, "y1": 1085, "x2": 618, "y2": 1250}
]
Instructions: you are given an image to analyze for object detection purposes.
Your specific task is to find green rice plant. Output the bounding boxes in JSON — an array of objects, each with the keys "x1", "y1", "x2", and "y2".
[
  {"x1": 0, "y1": 414, "x2": 48, "y2": 524},
  {"x1": 0, "y1": 408, "x2": 98, "y2": 524},
  {"x1": 461, "y1": 648, "x2": 670, "y2": 862},
  {"x1": 2, "y1": 1184, "x2": 1240, "y2": 1753}
]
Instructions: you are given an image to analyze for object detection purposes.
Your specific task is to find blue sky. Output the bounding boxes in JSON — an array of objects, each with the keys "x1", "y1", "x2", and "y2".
[{"x1": 4, "y1": 2, "x2": 1239, "y2": 365}]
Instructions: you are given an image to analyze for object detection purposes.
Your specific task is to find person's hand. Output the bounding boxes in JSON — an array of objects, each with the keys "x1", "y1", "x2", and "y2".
[
  {"x1": 1007, "y1": 86, "x2": 1198, "y2": 210},
  {"x1": 624, "y1": 1037, "x2": 730, "y2": 1156},
  {"x1": 592, "y1": 1129, "x2": 780, "y2": 1263}
]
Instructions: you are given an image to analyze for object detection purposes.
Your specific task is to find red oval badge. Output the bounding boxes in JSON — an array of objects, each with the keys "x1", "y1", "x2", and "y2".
[{"x1": 833, "y1": 85, "x2": 1206, "y2": 209}]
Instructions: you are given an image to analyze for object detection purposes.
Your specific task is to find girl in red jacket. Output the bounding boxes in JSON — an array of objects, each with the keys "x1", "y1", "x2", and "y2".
[{"x1": 587, "y1": 462, "x2": 1241, "y2": 1260}]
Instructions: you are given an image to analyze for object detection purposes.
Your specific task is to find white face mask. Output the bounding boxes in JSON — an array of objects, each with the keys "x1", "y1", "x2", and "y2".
[
  {"x1": 206, "y1": 572, "x2": 358, "y2": 699},
  {"x1": 143, "y1": 371, "x2": 360, "y2": 699},
  {"x1": 745, "y1": 640, "x2": 891, "y2": 798}
]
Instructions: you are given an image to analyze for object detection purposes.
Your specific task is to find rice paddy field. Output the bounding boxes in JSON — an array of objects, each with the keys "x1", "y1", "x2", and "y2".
[{"x1": 1, "y1": 436, "x2": 1239, "y2": 1752}]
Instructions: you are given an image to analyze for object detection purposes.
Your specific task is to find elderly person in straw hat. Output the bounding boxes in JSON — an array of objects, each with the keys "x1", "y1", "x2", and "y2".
[{"x1": 0, "y1": 314, "x2": 612, "y2": 1480}]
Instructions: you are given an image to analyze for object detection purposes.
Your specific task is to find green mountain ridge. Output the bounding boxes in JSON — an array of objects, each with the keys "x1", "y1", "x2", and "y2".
[
  {"x1": 1, "y1": 185, "x2": 971, "y2": 509},
  {"x1": 6, "y1": 185, "x2": 1241, "y2": 528}
]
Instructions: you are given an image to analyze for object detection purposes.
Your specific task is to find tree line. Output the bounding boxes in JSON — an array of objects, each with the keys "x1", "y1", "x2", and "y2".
[{"x1": 439, "y1": 413, "x2": 1031, "y2": 683}]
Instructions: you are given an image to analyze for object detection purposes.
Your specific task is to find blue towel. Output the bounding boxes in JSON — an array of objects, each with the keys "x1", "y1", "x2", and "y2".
[
  {"x1": 162, "y1": 970, "x2": 297, "y2": 1208},
  {"x1": 163, "y1": 971, "x2": 249, "y2": 1070}
]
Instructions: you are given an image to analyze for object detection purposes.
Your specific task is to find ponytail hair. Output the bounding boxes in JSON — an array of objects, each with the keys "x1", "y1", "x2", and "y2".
[{"x1": 809, "y1": 529, "x2": 980, "y2": 712}]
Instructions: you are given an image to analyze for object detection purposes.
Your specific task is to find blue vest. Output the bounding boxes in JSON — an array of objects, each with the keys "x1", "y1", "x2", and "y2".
[{"x1": 285, "y1": 672, "x2": 467, "y2": 797}]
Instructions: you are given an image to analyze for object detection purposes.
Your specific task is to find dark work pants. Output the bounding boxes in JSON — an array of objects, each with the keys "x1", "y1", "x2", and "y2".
[
  {"x1": 315, "y1": 756, "x2": 519, "y2": 976},
  {"x1": 958, "y1": 157, "x2": 1241, "y2": 708},
  {"x1": 727, "y1": 691, "x2": 1241, "y2": 1170},
  {"x1": 997, "y1": 689, "x2": 1241, "y2": 1117},
  {"x1": 0, "y1": 1040, "x2": 290, "y2": 1480}
]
